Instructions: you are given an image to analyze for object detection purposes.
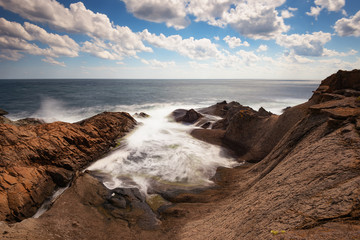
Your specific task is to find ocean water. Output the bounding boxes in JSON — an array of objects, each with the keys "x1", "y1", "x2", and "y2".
[{"x1": 1, "y1": 79, "x2": 319, "y2": 195}]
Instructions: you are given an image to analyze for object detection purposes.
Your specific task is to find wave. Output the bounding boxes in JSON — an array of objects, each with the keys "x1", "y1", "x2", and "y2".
[{"x1": 87, "y1": 106, "x2": 239, "y2": 194}]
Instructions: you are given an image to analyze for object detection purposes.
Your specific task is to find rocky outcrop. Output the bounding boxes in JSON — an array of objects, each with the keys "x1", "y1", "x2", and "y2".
[
  {"x1": 177, "y1": 69, "x2": 360, "y2": 239},
  {"x1": 0, "y1": 112, "x2": 136, "y2": 222}
]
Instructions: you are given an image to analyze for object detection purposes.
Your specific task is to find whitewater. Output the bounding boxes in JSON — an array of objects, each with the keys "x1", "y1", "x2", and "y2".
[{"x1": 0, "y1": 78, "x2": 319, "y2": 196}]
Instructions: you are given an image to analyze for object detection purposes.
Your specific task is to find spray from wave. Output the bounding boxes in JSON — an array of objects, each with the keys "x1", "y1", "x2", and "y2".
[{"x1": 87, "y1": 105, "x2": 239, "y2": 195}]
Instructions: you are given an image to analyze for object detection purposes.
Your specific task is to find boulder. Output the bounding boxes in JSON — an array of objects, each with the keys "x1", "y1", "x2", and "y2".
[{"x1": 172, "y1": 109, "x2": 203, "y2": 124}]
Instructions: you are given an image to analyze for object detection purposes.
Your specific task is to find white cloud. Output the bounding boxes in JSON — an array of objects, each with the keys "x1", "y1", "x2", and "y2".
[
  {"x1": 121, "y1": 0, "x2": 290, "y2": 40},
  {"x1": 122, "y1": 0, "x2": 189, "y2": 30},
  {"x1": 186, "y1": 0, "x2": 233, "y2": 26},
  {"x1": 306, "y1": 6, "x2": 322, "y2": 19},
  {"x1": 141, "y1": 58, "x2": 176, "y2": 68},
  {"x1": 281, "y1": 8, "x2": 297, "y2": 19},
  {"x1": 223, "y1": 35, "x2": 249, "y2": 48},
  {"x1": 315, "y1": 0, "x2": 345, "y2": 11},
  {"x1": 0, "y1": 18, "x2": 79, "y2": 62},
  {"x1": 334, "y1": 10, "x2": 360, "y2": 37},
  {"x1": 214, "y1": 36, "x2": 220, "y2": 41},
  {"x1": 306, "y1": 0, "x2": 345, "y2": 19},
  {"x1": 236, "y1": 50, "x2": 260, "y2": 66},
  {"x1": 42, "y1": 57, "x2": 65, "y2": 67},
  {"x1": 257, "y1": 44, "x2": 268, "y2": 52},
  {"x1": 221, "y1": 0, "x2": 289, "y2": 40},
  {"x1": 276, "y1": 31, "x2": 332, "y2": 57},
  {"x1": 282, "y1": 50, "x2": 315, "y2": 64},
  {"x1": 281, "y1": 10, "x2": 293, "y2": 19},
  {"x1": 323, "y1": 48, "x2": 357, "y2": 57},
  {"x1": 0, "y1": 0, "x2": 151, "y2": 59},
  {"x1": 141, "y1": 29, "x2": 220, "y2": 60}
]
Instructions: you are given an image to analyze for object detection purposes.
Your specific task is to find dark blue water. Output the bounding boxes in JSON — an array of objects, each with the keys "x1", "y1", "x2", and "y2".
[{"x1": 0, "y1": 79, "x2": 319, "y2": 122}]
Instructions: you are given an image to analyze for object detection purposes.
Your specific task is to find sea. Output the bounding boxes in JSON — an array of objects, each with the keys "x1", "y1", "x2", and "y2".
[{"x1": 0, "y1": 79, "x2": 319, "y2": 199}]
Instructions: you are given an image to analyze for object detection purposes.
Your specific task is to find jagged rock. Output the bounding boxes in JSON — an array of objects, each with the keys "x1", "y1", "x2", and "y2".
[
  {"x1": 0, "y1": 112, "x2": 136, "y2": 222},
  {"x1": 172, "y1": 109, "x2": 203, "y2": 124},
  {"x1": 258, "y1": 107, "x2": 272, "y2": 117}
]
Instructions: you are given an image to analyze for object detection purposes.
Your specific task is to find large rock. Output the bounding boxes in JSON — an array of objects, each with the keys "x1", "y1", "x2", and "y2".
[
  {"x1": 171, "y1": 109, "x2": 203, "y2": 124},
  {"x1": 178, "y1": 69, "x2": 360, "y2": 239},
  {"x1": 0, "y1": 112, "x2": 136, "y2": 222}
]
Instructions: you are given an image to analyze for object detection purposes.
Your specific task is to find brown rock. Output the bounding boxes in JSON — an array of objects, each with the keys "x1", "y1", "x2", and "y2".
[{"x1": 0, "y1": 112, "x2": 136, "y2": 222}]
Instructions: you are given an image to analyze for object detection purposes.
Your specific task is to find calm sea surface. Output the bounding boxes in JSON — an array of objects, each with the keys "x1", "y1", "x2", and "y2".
[{"x1": 0, "y1": 79, "x2": 319, "y2": 122}]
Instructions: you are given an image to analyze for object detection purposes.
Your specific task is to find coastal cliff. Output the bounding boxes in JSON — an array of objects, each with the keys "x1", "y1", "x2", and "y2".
[{"x1": 0, "y1": 69, "x2": 359, "y2": 239}]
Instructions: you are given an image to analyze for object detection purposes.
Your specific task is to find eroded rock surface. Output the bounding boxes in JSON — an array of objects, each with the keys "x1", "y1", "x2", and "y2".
[{"x1": 0, "y1": 112, "x2": 136, "y2": 222}]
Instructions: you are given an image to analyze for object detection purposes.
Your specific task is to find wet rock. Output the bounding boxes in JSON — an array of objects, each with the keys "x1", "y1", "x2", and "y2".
[
  {"x1": 0, "y1": 108, "x2": 8, "y2": 116},
  {"x1": 134, "y1": 112, "x2": 150, "y2": 118},
  {"x1": 200, "y1": 122, "x2": 211, "y2": 129},
  {"x1": 172, "y1": 109, "x2": 203, "y2": 124}
]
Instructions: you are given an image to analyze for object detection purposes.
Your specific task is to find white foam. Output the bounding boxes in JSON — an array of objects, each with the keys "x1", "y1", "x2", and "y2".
[{"x1": 87, "y1": 105, "x2": 238, "y2": 194}]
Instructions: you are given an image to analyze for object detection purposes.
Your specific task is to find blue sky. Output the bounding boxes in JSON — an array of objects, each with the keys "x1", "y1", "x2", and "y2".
[{"x1": 0, "y1": 0, "x2": 359, "y2": 79}]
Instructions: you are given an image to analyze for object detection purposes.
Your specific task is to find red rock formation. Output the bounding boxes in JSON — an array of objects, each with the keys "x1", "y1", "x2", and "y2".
[{"x1": 0, "y1": 112, "x2": 136, "y2": 222}]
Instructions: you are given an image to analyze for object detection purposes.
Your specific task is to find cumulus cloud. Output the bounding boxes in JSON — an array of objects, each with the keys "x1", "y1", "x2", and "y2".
[
  {"x1": 334, "y1": 10, "x2": 360, "y2": 37},
  {"x1": 221, "y1": 0, "x2": 289, "y2": 39},
  {"x1": 121, "y1": 0, "x2": 289, "y2": 39},
  {"x1": 141, "y1": 58, "x2": 176, "y2": 68},
  {"x1": 186, "y1": 0, "x2": 233, "y2": 26},
  {"x1": 257, "y1": 44, "x2": 268, "y2": 52},
  {"x1": 0, "y1": 17, "x2": 79, "y2": 62},
  {"x1": 0, "y1": 0, "x2": 151, "y2": 58},
  {"x1": 276, "y1": 31, "x2": 332, "y2": 57},
  {"x1": 141, "y1": 29, "x2": 220, "y2": 60},
  {"x1": 306, "y1": 0, "x2": 345, "y2": 19},
  {"x1": 122, "y1": 0, "x2": 189, "y2": 30},
  {"x1": 223, "y1": 35, "x2": 249, "y2": 48}
]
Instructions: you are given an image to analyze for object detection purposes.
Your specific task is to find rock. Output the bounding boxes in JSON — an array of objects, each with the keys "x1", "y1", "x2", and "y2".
[
  {"x1": 258, "y1": 107, "x2": 272, "y2": 117},
  {"x1": 200, "y1": 122, "x2": 211, "y2": 129},
  {"x1": 46, "y1": 166, "x2": 73, "y2": 188},
  {"x1": 14, "y1": 118, "x2": 45, "y2": 126},
  {"x1": 0, "y1": 112, "x2": 136, "y2": 222},
  {"x1": 134, "y1": 112, "x2": 150, "y2": 118},
  {"x1": 171, "y1": 109, "x2": 203, "y2": 124},
  {"x1": 0, "y1": 108, "x2": 8, "y2": 116}
]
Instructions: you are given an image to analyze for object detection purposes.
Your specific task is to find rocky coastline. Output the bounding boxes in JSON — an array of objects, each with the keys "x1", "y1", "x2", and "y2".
[{"x1": 1, "y1": 69, "x2": 360, "y2": 239}]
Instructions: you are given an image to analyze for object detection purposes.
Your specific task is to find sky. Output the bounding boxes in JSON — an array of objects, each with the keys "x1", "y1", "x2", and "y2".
[{"x1": 0, "y1": 0, "x2": 359, "y2": 79}]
